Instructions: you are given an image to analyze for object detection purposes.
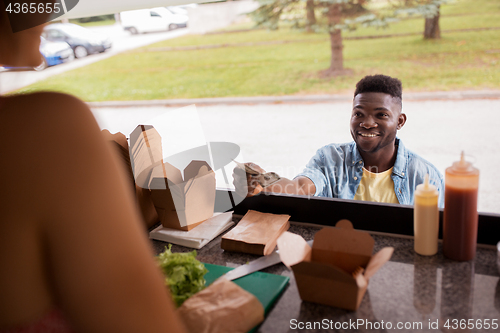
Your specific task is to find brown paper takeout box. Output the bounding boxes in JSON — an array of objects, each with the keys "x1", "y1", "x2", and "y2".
[
  {"x1": 102, "y1": 130, "x2": 159, "y2": 229},
  {"x1": 221, "y1": 210, "x2": 290, "y2": 256},
  {"x1": 149, "y1": 160, "x2": 216, "y2": 231},
  {"x1": 277, "y1": 220, "x2": 394, "y2": 311},
  {"x1": 129, "y1": 125, "x2": 216, "y2": 231}
]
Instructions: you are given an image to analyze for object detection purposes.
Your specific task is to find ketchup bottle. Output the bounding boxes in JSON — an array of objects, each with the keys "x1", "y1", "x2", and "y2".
[{"x1": 443, "y1": 152, "x2": 480, "y2": 261}]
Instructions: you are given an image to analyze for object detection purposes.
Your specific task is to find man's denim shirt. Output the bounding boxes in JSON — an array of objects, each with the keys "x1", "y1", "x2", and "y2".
[{"x1": 297, "y1": 138, "x2": 445, "y2": 207}]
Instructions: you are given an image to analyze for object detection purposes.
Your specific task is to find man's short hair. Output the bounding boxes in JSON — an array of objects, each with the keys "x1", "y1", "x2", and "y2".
[{"x1": 354, "y1": 74, "x2": 402, "y2": 107}]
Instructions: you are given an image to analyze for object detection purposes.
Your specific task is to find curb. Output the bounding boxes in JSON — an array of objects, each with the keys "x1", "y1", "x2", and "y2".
[{"x1": 87, "y1": 90, "x2": 500, "y2": 108}]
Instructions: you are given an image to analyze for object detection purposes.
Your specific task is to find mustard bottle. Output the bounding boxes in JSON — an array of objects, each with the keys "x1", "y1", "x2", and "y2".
[
  {"x1": 414, "y1": 174, "x2": 439, "y2": 256},
  {"x1": 443, "y1": 152, "x2": 479, "y2": 261}
]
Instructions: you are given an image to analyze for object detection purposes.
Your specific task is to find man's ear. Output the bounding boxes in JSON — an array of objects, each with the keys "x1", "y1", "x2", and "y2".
[{"x1": 397, "y1": 113, "x2": 407, "y2": 130}]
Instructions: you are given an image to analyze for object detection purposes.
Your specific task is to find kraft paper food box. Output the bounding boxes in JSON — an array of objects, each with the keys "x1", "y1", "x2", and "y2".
[
  {"x1": 102, "y1": 129, "x2": 159, "y2": 229},
  {"x1": 277, "y1": 220, "x2": 394, "y2": 311},
  {"x1": 129, "y1": 125, "x2": 216, "y2": 231}
]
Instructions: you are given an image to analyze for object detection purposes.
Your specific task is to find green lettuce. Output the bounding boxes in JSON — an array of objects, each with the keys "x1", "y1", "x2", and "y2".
[{"x1": 157, "y1": 244, "x2": 208, "y2": 307}]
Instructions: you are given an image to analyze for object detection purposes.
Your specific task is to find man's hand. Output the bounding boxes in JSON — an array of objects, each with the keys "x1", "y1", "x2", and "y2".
[
  {"x1": 233, "y1": 162, "x2": 265, "y2": 198},
  {"x1": 233, "y1": 162, "x2": 316, "y2": 198}
]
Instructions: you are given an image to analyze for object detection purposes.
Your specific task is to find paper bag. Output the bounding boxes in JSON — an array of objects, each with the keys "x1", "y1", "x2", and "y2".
[
  {"x1": 221, "y1": 210, "x2": 290, "y2": 255},
  {"x1": 177, "y1": 279, "x2": 264, "y2": 333}
]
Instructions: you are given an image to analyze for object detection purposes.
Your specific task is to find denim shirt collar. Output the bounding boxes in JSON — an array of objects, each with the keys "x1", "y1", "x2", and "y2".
[
  {"x1": 392, "y1": 138, "x2": 407, "y2": 179},
  {"x1": 351, "y1": 141, "x2": 364, "y2": 166},
  {"x1": 351, "y1": 138, "x2": 407, "y2": 178}
]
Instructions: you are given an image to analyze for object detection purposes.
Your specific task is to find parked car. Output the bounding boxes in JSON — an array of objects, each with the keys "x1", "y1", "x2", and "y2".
[
  {"x1": 42, "y1": 23, "x2": 112, "y2": 59},
  {"x1": 36, "y1": 37, "x2": 74, "y2": 71},
  {"x1": 0, "y1": 37, "x2": 74, "y2": 72},
  {"x1": 120, "y1": 7, "x2": 188, "y2": 34},
  {"x1": 166, "y1": 6, "x2": 188, "y2": 15}
]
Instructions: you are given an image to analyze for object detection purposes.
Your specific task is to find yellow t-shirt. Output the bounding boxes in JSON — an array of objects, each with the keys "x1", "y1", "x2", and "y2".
[{"x1": 353, "y1": 167, "x2": 399, "y2": 204}]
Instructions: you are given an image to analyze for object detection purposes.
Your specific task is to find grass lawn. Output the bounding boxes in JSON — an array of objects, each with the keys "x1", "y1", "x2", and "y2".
[{"x1": 18, "y1": 0, "x2": 500, "y2": 101}]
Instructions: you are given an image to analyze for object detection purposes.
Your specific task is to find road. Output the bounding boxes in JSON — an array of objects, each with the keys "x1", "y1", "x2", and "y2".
[
  {"x1": 0, "y1": 24, "x2": 189, "y2": 94},
  {"x1": 2, "y1": 23, "x2": 498, "y2": 215},
  {"x1": 91, "y1": 97, "x2": 500, "y2": 215}
]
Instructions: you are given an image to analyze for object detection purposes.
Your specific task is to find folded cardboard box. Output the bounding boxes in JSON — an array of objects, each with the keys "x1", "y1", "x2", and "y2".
[
  {"x1": 277, "y1": 220, "x2": 394, "y2": 311},
  {"x1": 221, "y1": 210, "x2": 290, "y2": 256},
  {"x1": 129, "y1": 125, "x2": 164, "y2": 189},
  {"x1": 129, "y1": 125, "x2": 216, "y2": 231},
  {"x1": 102, "y1": 130, "x2": 159, "y2": 229},
  {"x1": 149, "y1": 160, "x2": 215, "y2": 231}
]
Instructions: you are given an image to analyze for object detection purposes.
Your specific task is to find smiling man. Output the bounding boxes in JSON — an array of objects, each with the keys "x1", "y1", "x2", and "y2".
[{"x1": 239, "y1": 74, "x2": 444, "y2": 207}]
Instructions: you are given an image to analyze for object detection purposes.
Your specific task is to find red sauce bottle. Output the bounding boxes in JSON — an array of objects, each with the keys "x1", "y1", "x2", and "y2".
[{"x1": 443, "y1": 152, "x2": 480, "y2": 261}]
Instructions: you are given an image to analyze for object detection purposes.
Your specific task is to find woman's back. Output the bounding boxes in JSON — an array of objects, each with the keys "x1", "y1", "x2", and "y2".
[
  {"x1": 0, "y1": 93, "x2": 63, "y2": 328},
  {"x1": 0, "y1": 92, "x2": 186, "y2": 332}
]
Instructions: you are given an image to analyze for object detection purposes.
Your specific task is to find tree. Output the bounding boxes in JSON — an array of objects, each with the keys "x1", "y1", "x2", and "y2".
[
  {"x1": 250, "y1": 0, "x2": 392, "y2": 77},
  {"x1": 305, "y1": 0, "x2": 316, "y2": 32},
  {"x1": 394, "y1": 0, "x2": 446, "y2": 39},
  {"x1": 424, "y1": 5, "x2": 440, "y2": 39}
]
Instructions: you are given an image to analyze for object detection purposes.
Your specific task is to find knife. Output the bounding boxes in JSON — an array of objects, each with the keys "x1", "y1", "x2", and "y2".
[{"x1": 220, "y1": 239, "x2": 314, "y2": 281}]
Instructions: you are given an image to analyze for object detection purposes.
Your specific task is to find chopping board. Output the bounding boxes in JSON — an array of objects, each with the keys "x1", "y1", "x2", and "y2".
[{"x1": 203, "y1": 263, "x2": 289, "y2": 315}]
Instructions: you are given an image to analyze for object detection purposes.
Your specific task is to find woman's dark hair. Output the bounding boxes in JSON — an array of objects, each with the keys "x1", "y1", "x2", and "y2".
[{"x1": 354, "y1": 74, "x2": 402, "y2": 107}]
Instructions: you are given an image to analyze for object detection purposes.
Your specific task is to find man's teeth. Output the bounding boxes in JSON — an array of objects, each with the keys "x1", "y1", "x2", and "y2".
[{"x1": 360, "y1": 133, "x2": 377, "y2": 137}]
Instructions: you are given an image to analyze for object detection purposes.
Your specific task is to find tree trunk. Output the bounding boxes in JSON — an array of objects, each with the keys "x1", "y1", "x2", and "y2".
[
  {"x1": 305, "y1": 0, "x2": 316, "y2": 33},
  {"x1": 424, "y1": 5, "x2": 441, "y2": 39},
  {"x1": 329, "y1": 29, "x2": 343, "y2": 71},
  {"x1": 318, "y1": 4, "x2": 353, "y2": 77},
  {"x1": 328, "y1": 4, "x2": 343, "y2": 72}
]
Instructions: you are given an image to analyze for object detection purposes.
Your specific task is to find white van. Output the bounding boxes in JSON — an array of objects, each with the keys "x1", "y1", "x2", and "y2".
[{"x1": 120, "y1": 7, "x2": 189, "y2": 34}]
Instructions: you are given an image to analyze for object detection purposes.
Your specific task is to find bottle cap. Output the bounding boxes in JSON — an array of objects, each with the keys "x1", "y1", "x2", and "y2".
[
  {"x1": 416, "y1": 174, "x2": 438, "y2": 196},
  {"x1": 451, "y1": 151, "x2": 474, "y2": 173}
]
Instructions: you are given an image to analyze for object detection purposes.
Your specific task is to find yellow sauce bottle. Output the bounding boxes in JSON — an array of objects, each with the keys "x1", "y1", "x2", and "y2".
[{"x1": 414, "y1": 174, "x2": 439, "y2": 256}]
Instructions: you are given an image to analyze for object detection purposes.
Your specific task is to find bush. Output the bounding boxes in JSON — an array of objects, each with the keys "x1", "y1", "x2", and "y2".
[{"x1": 77, "y1": 14, "x2": 115, "y2": 23}]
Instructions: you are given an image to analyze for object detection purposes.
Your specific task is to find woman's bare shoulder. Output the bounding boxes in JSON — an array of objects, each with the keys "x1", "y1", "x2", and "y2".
[
  {"x1": 3, "y1": 91, "x2": 91, "y2": 120},
  {"x1": 4, "y1": 91, "x2": 85, "y2": 105},
  {"x1": 2, "y1": 91, "x2": 101, "y2": 147},
  {"x1": 0, "y1": 91, "x2": 105, "y2": 192}
]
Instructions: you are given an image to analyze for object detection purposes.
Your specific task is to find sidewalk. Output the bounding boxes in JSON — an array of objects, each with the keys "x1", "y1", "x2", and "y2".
[
  {"x1": 88, "y1": 90, "x2": 500, "y2": 108},
  {"x1": 91, "y1": 97, "x2": 500, "y2": 215}
]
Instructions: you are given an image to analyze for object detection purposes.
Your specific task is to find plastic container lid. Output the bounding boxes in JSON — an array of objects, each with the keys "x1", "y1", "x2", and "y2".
[
  {"x1": 447, "y1": 151, "x2": 479, "y2": 176},
  {"x1": 416, "y1": 174, "x2": 438, "y2": 197}
]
